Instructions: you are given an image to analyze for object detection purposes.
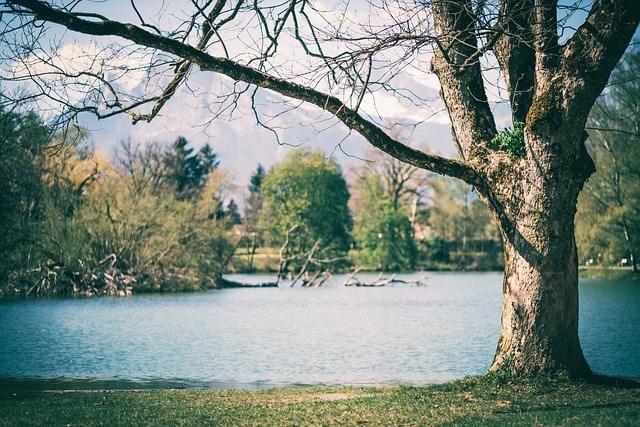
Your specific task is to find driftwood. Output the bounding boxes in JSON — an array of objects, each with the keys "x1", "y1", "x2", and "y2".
[
  {"x1": 345, "y1": 270, "x2": 427, "y2": 287},
  {"x1": 299, "y1": 270, "x2": 332, "y2": 288},
  {"x1": 290, "y1": 239, "x2": 322, "y2": 287},
  {"x1": 4, "y1": 254, "x2": 135, "y2": 297},
  {"x1": 272, "y1": 225, "x2": 345, "y2": 288}
]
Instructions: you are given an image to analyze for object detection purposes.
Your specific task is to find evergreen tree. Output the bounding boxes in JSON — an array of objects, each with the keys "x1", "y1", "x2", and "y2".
[
  {"x1": 248, "y1": 164, "x2": 266, "y2": 195},
  {"x1": 242, "y1": 164, "x2": 266, "y2": 272},
  {"x1": 164, "y1": 136, "x2": 219, "y2": 199},
  {"x1": 245, "y1": 164, "x2": 265, "y2": 229}
]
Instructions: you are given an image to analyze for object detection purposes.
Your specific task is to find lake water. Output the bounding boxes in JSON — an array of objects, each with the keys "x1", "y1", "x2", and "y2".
[{"x1": 0, "y1": 273, "x2": 638, "y2": 391}]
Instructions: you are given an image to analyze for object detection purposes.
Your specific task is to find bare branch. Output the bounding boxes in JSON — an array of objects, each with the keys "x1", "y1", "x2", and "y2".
[{"x1": 5, "y1": 0, "x2": 478, "y2": 184}]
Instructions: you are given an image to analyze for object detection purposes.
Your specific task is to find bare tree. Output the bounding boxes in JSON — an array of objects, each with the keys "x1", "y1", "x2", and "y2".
[
  {"x1": 116, "y1": 139, "x2": 170, "y2": 195},
  {"x1": 1, "y1": 0, "x2": 638, "y2": 377},
  {"x1": 353, "y1": 145, "x2": 430, "y2": 215}
]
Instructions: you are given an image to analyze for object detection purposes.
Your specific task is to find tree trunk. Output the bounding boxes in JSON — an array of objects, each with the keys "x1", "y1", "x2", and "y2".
[
  {"x1": 490, "y1": 225, "x2": 591, "y2": 377},
  {"x1": 483, "y1": 132, "x2": 593, "y2": 377}
]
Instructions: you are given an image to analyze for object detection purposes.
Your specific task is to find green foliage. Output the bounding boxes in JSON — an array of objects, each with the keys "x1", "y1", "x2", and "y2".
[
  {"x1": 259, "y1": 149, "x2": 353, "y2": 266},
  {"x1": 419, "y1": 177, "x2": 502, "y2": 270},
  {"x1": 0, "y1": 107, "x2": 49, "y2": 279},
  {"x1": 491, "y1": 120, "x2": 525, "y2": 158},
  {"x1": 418, "y1": 236, "x2": 451, "y2": 264},
  {"x1": 219, "y1": 199, "x2": 242, "y2": 224},
  {"x1": 0, "y1": 123, "x2": 235, "y2": 296},
  {"x1": 354, "y1": 174, "x2": 417, "y2": 271}
]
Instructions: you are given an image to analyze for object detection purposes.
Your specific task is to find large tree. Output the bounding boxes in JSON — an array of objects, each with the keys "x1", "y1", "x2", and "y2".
[
  {"x1": 351, "y1": 148, "x2": 424, "y2": 271},
  {"x1": 1, "y1": 0, "x2": 638, "y2": 377}
]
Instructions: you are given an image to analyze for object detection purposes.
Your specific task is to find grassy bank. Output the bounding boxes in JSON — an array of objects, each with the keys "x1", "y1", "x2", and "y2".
[
  {"x1": 1, "y1": 375, "x2": 639, "y2": 426},
  {"x1": 579, "y1": 267, "x2": 639, "y2": 281}
]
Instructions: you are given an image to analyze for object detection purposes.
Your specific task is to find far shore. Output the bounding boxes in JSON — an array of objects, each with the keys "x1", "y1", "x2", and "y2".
[
  {"x1": 578, "y1": 266, "x2": 638, "y2": 280},
  {"x1": 2, "y1": 267, "x2": 636, "y2": 299}
]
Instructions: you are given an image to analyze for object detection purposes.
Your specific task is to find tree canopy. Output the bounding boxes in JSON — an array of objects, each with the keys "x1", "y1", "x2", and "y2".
[
  {"x1": 354, "y1": 173, "x2": 417, "y2": 271},
  {"x1": 260, "y1": 149, "x2": 353, "y2": 262}
]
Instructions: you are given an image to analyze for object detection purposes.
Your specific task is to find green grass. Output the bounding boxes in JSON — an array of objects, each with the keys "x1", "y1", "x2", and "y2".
[
  {"x1": 1, "y1": 375, "x2": 639, "y2": 426},
  {"x1": 579, "y1": 267, "x2": 639, "y2": 280}
]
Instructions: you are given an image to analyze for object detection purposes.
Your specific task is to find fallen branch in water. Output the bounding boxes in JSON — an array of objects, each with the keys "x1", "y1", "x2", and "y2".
[
  {"x1": 345, "y1": 271, "x2": 427, "y2": 287},
  {"x1": 3, "y1": 254, "x2": 135, "y2": 297}
]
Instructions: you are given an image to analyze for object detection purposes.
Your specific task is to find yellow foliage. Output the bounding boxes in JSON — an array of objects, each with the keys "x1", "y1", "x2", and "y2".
[{"x1": 40, "y1": 142, "x2": 113, "y2": 195}]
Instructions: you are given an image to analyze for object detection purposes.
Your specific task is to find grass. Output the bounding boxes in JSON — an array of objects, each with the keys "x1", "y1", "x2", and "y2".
[
  {"x1": 1, "y1": 375, "x2": 639, "y2": 426},
  {"x1": 579, "y1": 267, "x2": 639, "y2": 281}
]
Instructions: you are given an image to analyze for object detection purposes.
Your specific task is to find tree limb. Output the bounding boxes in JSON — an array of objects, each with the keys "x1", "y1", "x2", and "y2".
[
  {"x1": 491, "y1": 0, "x2": 535, "y2": 124},
  {"x1": 557, "y1": 0, "x2": 640, "y2": 122},
  {"x1": 430, "y1": 0, "x2": 497, "y2": 162}
]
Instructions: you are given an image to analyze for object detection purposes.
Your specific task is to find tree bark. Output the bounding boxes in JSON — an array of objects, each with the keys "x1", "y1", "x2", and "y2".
[
  {"x1": 479, "y1": 127, "x2": 593, "y2": 377},
  {"x1": 491, "y1": 211, "x2": 591, "y2": 377}
]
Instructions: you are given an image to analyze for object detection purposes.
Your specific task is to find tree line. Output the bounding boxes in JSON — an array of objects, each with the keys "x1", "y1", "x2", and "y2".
[
  {"x1": 0, "y1": 109, "x2": 505, "y2": 296},
  {"x1": 0, "y1": 112, "x2": 504, "y2": 297},
  {"x1": 236, "y1": 147, "x2": 504, "y2": 283}
]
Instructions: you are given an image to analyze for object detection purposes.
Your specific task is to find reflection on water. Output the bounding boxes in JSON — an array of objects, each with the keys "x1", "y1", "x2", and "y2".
[{"x1": 0, "y1": 273, "x2": 638, "y2": 391}]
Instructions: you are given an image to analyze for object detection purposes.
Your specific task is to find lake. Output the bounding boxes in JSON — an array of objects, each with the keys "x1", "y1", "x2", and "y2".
[{"x1": 0, "y1": 272, "x2": 638, "y2": 391}]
